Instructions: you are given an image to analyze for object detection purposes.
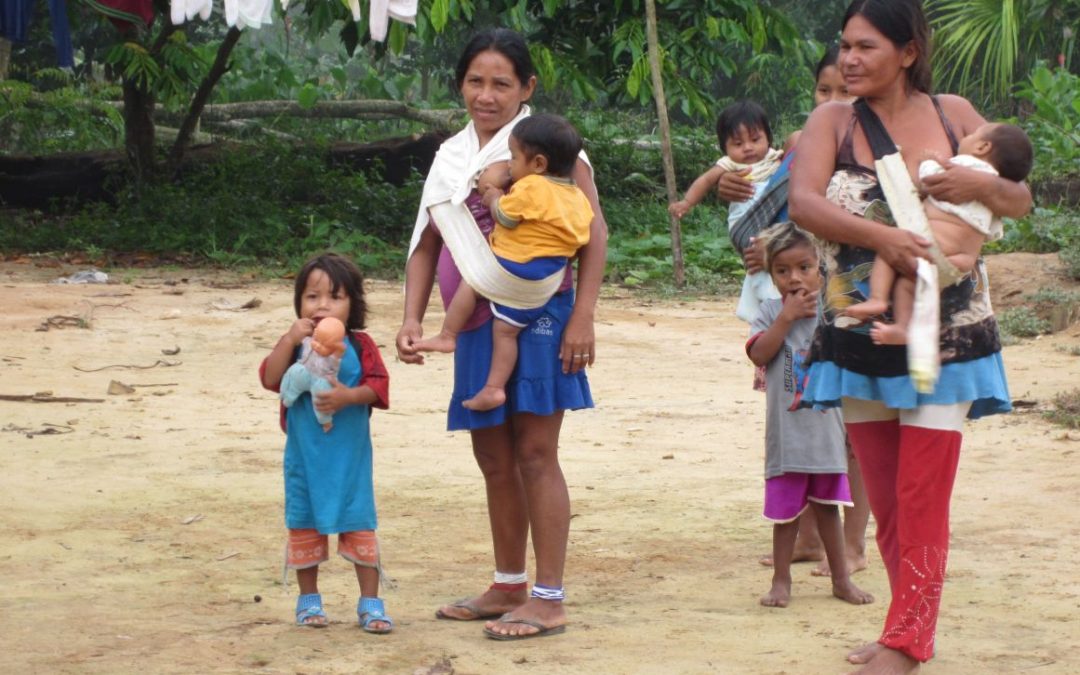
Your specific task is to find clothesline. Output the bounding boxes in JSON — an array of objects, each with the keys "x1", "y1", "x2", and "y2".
[
  {"x1": 0, "y1": 0, "x2": 416, "y2": 70},
  {"x1": 170, "y1": 0, "x2": 416, "y2": 40}
]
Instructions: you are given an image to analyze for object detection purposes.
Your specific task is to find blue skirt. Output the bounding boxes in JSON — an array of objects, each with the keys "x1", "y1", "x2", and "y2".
[
  {"x1": 803, "y1": 351, "x2": 1011, "y2": 420},
  {"x1": 448, "y1": 289, "x2": 594, "y2": 431}
]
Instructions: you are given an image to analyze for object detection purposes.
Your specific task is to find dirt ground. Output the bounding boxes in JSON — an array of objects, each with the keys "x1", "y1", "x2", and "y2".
[{"x1": 1, "y1": 254, "x2": 1078, "y2": 674}]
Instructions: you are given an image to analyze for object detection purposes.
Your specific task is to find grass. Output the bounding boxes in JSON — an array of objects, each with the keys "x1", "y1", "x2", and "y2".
[{"x1": 1044, "y1": 388, "x2": 1080, "y2": 429}]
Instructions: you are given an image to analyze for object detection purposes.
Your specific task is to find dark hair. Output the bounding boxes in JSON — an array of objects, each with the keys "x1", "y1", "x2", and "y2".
[
  {"x1": 293, "y1": 252, "x2": 367, "y2": 331},
  {"x1": 842, "y1": 0, "x2": 932, "y2": 93},
  {"x1": 759, "y1": 221, "x2": 818, "y2": 273},
  {"x1": 511, "y1": 113, "x2": 583, "y2": 177},
  {"x1": 455, "y1": 29, "x2": 536, "y2": 90},
  {"x1": 716, "y1": 100, "x2": 773, "y2": 148},
  {"x1": 815, "y1": 44, "x2": 841, "y2": 82},
  {"x1": 984, "y1": 124, "x2": 1033, "y2": 182}
]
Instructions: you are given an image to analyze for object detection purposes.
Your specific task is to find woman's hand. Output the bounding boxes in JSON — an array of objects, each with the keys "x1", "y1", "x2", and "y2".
[
  {"x1": 560, "y1": 310, "x2": 595, "y2": 374},
  {"x1": 920, "y1": 160, "x2": 990, "y2": 204},
  {"x1": 742, "y1": 236, "x2": 765, "y2": 275},
  {"x1": 716, "y1": 168, "x2": 755, "y2": 203},
  {"x1": 875, "y1": 227, "x2": 932, "y2": 279},
  {"x1": 395, "y1": 319, "x2": 425, "y2": 365}
]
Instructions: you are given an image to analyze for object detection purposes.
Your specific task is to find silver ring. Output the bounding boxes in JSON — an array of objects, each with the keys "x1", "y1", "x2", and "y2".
[{"x1": 572, "y1": 354, "x2": 584, "y2": 359}]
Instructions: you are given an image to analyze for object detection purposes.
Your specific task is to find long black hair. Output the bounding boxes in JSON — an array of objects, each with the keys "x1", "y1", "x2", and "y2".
[{"x1": 455, "y1": 28, "x2": 536, "y2": 90}]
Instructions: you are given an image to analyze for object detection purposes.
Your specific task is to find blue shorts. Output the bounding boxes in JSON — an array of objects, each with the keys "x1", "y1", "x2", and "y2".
[
  {"x1": 448, "y1": 289, "x2": 594, "y2": 431},
  {"x1": 491, "y1": 255, "x2": 568, "y2": 328}
]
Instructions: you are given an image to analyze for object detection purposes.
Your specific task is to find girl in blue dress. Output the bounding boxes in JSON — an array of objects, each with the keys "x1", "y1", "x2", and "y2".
[{"x1": 259, "y1": 253, "x2": 392, "y2": 632}]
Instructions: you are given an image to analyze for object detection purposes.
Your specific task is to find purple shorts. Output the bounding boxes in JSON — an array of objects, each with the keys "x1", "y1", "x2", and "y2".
[{"x1": 763, "y1": 472, "x2": 852, "y2": 523}]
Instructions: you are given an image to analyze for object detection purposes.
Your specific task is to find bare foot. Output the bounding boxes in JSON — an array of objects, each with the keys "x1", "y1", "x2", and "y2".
[
  {"x1": 462, "y1": 386, "x2": 507, "y2": 411},
  {"x1": 843, "y1": 299, "x2": 888, "y2": 322},
  {"x1": 848, "y1": 642, "x2": 884, "y2": 665},
  {"x1": 435, "y1": 585, "x2": 526, "y2": 621},
  {"x1": 760, "y1": 577, "x2": 791, "y2": 608},
  {"x1": 849, "y1": 646, "x2": 920, "y2": 674},
  {"x1": 413, "y1": 332, "x2": 457, "y2": 354},
  {"x1": 832, "y1": 577, "x2": 874, "y2": 605},
  {"x1": 869, "y1": 321, "x2": 907, "y2": 346},
  {"x1": 483, "y1": 598, "x2": 566, "y2": 638},
  {"x1": 812, "y1": 551, "x2": 869, "y2": 577}
]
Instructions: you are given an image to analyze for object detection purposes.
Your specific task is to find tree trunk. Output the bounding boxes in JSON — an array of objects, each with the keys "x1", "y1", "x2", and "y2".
[
  {"x1": 0, "y1": 38, "x2": 11, "y2": 80},
  {"x1": 156, "y1": 99, "x2": 464, "y2": 130},
  {"x1": 169, "y1": 26, "x2": 243, "y2": 170},
  {"x1": 644, "y1": 0, "x2": 684, "y2": 286},
  {"x1": 122, "y1": 76, "x2": 156, "y2": 181}
]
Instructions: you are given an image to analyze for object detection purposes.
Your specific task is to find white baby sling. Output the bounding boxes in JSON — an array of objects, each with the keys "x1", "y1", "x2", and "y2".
[
  {"x1": 875, "y1": 153, "x2": 957, "y2": 395},
  {"x1": 425, "y1": 201, "x2": 565, "y2": 310}
]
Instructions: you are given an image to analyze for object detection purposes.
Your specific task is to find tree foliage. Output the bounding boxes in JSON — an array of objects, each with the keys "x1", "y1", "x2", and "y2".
[
  {"x1": 416, "y1": 0, "x2": 818, "y2": 121},
  {"x1": 927, "y1": 0, "x2": 1080, "y2": 107}
]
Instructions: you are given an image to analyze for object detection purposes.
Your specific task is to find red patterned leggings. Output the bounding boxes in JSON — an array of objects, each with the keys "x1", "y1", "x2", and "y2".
[{"x1": 842, "y1": 398, "x2": 971, "y2": 663}]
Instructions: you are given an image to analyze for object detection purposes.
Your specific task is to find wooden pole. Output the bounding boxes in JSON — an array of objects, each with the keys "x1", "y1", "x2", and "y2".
[{"x1": 644, "y1": 0, "x2": 685, "y2": 286}]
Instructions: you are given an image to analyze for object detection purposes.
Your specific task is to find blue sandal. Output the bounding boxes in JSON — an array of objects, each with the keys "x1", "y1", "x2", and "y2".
[
  {"x1": 295, "y1": 593, "x2": 328, "y2": 627},
  {"x1": 357, "y1": 596, "x2": 393, "y2": 634}
]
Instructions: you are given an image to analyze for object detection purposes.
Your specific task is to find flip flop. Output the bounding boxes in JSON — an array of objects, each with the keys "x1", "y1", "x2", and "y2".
[
  {"x1": 483, "y1": 616, "x2": 567, "y2": 641},
  {"x1": 435, "y1": 599, "x2": 503, "y2": 621}
]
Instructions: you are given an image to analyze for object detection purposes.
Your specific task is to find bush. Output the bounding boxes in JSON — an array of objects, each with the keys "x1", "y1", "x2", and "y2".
[
  {"x1": 1044, "y1": 388, "x2": 1080, "y2": 430},
  {"x1": 997, "y1": 306, "x2": 1051, "y2": 339},
  {"x1": 0, "y1": 142, "x2": 422, "y2": 276}
]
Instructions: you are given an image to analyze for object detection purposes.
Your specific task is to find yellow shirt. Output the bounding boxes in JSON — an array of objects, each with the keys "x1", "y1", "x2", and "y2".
[{"x1": 491, "y1": 174, "x2": 593, "y2": 263}]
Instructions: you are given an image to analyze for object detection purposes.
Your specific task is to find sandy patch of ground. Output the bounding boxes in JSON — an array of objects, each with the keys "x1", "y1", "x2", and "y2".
[{"x1": 0, "y1": 255, "x2": 1077, "y2": 674}]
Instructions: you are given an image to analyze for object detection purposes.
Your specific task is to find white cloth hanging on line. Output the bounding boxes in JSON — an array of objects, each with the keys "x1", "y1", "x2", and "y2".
[
  {"x1": 170, "y1": 0, "x2": 416, "y2": 38},
  {"x1": 170, "y1": 0, "x2": 211, "y2": 25},
  {"x1": 368, "y1": 0, "x2": 416, "y2": 42},
  {"x1": 224, "y1": 0, "x2": 274, "y2": 29}
]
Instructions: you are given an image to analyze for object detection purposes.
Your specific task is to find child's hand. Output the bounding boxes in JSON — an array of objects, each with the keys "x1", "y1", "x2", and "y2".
[
  {"x1": 314, "y1": 377, "x2": 353, "y2": 415},
  {"x1": 668, "y1": 200, "x2": 691, "y2": 220},
  {"x1": 481, "y1": 186, "x2": 505, "y2": 210},
  {"x1": 779, "y1": 288, "x2": 818, "y2": 322},
  {"x1": 476, "y1": 161, "x2": 511, "y2": 194},
  {"x1": 286, "y1": 318, "x2": 315, "y2": 347}
]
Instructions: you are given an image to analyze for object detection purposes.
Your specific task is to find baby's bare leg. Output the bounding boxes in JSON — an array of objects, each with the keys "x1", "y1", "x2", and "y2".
[
  {"x1": 870, "y1": 276, "x2": 914, "y2": 346},
  {"x1": 463, "y1": 319, "x2": 521, "y2": 411},
  {"x1": 844, "y1": 254, "x2": 895, "y2": 321},
  {"x1": 414, "y1": 283, "x2": 478, "y2": 353}
]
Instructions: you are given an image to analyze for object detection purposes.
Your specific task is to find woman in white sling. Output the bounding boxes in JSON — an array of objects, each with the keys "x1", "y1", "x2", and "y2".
[{"x1": 396, "y1": 28, "x2": 607, "y2": 640}]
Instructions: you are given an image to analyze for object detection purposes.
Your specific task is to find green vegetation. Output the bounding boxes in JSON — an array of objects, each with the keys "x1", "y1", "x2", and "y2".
[
  {"x1": 998, "y1": 306, "x2": 1052, "y2": 340},
  {"x1": 1044, "y1": 388, "x2": 1080, "y2": 429}
]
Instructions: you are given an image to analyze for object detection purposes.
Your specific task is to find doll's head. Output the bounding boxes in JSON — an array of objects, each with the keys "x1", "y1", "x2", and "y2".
[{"x1": 311, "y1": 316, "x2": 346, "y2": 357}]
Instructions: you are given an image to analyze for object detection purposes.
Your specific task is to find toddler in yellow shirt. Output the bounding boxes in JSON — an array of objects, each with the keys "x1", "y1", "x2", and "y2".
[{"x1": 415, "y1": 113, "x2": 593, "y2": 411}]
